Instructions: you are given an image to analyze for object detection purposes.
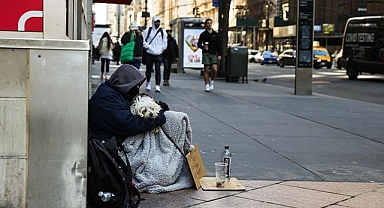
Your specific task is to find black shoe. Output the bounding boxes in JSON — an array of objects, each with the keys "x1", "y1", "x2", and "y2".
[{"x1": 163, "y1": 81, "x2": 170, "y2": 86}]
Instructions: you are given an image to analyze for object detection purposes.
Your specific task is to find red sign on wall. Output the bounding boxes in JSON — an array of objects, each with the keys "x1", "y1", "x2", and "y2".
[{"x1": 0, "y1": 0, "x2": 43, "y2": 32}]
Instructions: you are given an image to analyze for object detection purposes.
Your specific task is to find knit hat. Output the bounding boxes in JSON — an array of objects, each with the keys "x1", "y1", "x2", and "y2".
[
  {"x1": 109, "y1": 64, "x2": 146, "y2": 95},
  {"x1": 129, "y1": 21, "x2": 139, "y2": 30}
]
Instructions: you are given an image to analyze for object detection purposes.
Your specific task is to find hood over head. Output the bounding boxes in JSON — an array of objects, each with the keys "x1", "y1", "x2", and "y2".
[
  {"x1": 153, "y1": 16, "x2": 160, "y2": 22},
  {"x1": 152, "y1": 16, "x2": 161, "y2": 29},
  {"x1": 108, "y1": 64, "x2": 146, "y2": 96}
]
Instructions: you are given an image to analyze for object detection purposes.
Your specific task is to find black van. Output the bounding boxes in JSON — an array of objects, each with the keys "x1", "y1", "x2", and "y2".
[{"x1": 341, "y1": 16, "x2": 384, "y2": 80}]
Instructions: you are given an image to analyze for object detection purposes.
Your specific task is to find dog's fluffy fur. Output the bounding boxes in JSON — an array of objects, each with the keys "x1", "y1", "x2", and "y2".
[
  {"x1": 131, "y1": 93, "x2": 161, "y2": 119},
  {"x1": 131, "y1": 93, "x2": 161, "y2": 133}
]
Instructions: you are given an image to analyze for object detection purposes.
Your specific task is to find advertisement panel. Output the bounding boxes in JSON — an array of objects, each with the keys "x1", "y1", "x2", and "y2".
[
  {"x1": 0, "y1": 0, "x2": 43, "y2": 32},
  {"x1": 183, "y1": 28, "x2": 205, "y2": 68}
]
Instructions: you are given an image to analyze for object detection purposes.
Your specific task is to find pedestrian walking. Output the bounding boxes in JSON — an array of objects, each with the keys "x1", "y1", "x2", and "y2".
[
  {"x1": 112, "y1": 41, "x2": 122, "y2": 65},
  {"x1": 121, "y1": 21, "x2": 144, "y2": 69},
  {"x1": 143, "y1": 16, "x2": 167, "y2": 92},
  {"x1": 163, "y1": 30, "x2": 179, "y2": 86},
  {"x1": 97, "y1": 32, "x2": 114, "y2": 79},
  {"x1": 198, "y1": 18, "x2": 222, "y2": 92}
]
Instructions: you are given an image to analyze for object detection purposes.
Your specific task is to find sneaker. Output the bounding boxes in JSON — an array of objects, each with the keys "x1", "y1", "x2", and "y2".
[
  {"x1": 205, "y1": 84, "x2": 210, "y2": 92},
  {"x1": 155, "y1": 85, "x2": 161, "y2": 92},
  {"x1": 209, "y1": 80, "x2": 214, "y2": 90},
  {"x1": 146, "y1": 82, "x2": 151, "y2": 91}
]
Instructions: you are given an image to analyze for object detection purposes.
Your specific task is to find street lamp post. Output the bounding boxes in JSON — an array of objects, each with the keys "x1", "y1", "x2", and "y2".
[
  {"x1": 242, "y1": 6, "x2": 248, "y2": 47},
  {"x1": 265, "y1": 2, "x2": 270, "y2": 51}
]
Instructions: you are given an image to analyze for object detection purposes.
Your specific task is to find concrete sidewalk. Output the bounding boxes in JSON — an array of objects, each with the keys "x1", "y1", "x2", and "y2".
[{"x1": 91, "y1": 62, "x2": 384, "y2": 207}]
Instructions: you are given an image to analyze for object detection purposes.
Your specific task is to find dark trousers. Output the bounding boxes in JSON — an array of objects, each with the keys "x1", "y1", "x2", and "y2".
[
  {"x1": 145, "y1": 53, "x2": 163, "y2": 85},
  {"x1": 163, "y1": 57, "x2": 172, "y2": 81},
  {"x1": 101, "y1": 58, "x2": 110, "y2": 74}
]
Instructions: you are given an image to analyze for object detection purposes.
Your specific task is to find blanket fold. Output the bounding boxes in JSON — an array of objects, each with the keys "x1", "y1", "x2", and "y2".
[{"x1": 121, "y1": 111, "x2": 194, "y2": 193}]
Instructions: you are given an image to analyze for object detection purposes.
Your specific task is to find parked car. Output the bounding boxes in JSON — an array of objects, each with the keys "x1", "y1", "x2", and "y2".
[
  {"x1": 313, "y1": 46, "x2": 332, "y2": 69},
  {"x1": 277, "y1": 47, "x2": 332, "y2": 69},
  {"x1": 248, "y1": 49, "x2": 259, "y2": 63},
  {"x1": 260, "y1": 51, "x2": 278, "y2": 65},
  {"x1": 334, "y1": 49, "x2": 344, "y2": 69},
  {"x1": 278, "y1": 49, "x2": 296, "y2": 67}
]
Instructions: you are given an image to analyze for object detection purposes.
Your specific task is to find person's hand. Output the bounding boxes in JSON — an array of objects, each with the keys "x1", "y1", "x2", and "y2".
[
  {"x1": 156, "y1": 101, "x2": 169, "y2": 112},
  {"x1": 143, "y1": 42, "x2": 149, "y2": 48},
  {"x1": 217, "y1": 55, "x2": 222, "y2": 61}
]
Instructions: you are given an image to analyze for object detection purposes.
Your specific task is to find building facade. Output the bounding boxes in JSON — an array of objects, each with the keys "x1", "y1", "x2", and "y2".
[
  {"x1": 100, "y1": 0, "x2": 384, "y2": 52},
  {"x1": 265, "y1": 0, "x2": 384, "y2": 52}
]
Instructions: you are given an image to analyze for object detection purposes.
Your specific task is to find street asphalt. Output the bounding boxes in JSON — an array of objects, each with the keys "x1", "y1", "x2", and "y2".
[{"x1": 91, "y1": 61, "x2": 384, "y2": 207}]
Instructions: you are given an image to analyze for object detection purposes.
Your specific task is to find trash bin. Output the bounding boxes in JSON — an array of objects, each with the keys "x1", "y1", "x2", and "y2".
[{"x1": 226, "y1": 46, "x2": 248, "y2": 83}]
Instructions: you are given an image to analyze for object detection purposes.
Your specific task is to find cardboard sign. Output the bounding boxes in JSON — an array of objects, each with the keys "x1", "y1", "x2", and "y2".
[
  {"x1": 0, "y1": 0, "x2": 43, "y2": 32},
  {"x1": 200, "y1": 177, "x2": 246, "y2": 191},
  {"x1": 186, "y1": 144, "x2": 206, "y2": 189}
]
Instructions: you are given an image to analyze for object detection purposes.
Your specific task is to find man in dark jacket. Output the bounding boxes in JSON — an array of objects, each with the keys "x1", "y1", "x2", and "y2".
[
  {"x1": 88, "y1": 64, "x2": 166, "y2": 143},
  {"x1": 121, "y1": 21, "x2": 144, "y2": 69},
  {"x1": 162, "y1": 30, "x2": 179, "y2": 86},
  {"x1": 198, "y1": 18, "x2": 222, "y2": 92}
]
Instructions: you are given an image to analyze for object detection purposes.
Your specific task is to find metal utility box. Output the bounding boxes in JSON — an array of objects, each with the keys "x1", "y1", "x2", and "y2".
[{"x1": 226, "y1": 46, "x2": 248, "y2": 83}]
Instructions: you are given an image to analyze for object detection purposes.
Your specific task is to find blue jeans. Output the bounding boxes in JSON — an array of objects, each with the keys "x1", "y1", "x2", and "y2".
[{"x1": 128, "y1": 59, "x2": 142, "y2": 70}]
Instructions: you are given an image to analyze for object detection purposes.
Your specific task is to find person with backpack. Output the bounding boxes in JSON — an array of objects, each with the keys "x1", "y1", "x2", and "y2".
[
  {"x1": 121, "y1": 21, "x2": 144, "y2": 69},
  {"x1": 88, "y1": 64, "x2": 169, "y2": 207},
  {"x1": 143, "y1": 16, "x2": 167, "y2": 92}
]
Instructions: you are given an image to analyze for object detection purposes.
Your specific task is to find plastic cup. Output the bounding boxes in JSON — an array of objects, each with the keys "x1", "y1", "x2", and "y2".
[{"x1": 215, "y1": 162, "x2": 227, "y2": 187}]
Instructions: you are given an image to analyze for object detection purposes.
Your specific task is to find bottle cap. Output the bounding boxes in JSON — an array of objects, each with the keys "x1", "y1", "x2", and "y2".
[{"x1": 225, "y1": 145, "x2": 229, "y2": 149}]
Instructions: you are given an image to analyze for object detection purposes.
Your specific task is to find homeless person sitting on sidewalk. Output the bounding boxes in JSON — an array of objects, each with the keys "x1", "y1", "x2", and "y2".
[{"x1": 89, "y1": 64, "x2": 194, "y2": 193}]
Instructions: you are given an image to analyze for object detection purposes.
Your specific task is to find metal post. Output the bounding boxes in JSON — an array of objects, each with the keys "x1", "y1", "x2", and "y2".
[
  {"x1": 266, "y1": 2, "x2": 269, "y2": 51},
  {"x1": 117, "y1": 5, "x2": 121, "y2": 38},
  {"x1": 144, "y1": 0, "x2": 148, "y2": 28}
]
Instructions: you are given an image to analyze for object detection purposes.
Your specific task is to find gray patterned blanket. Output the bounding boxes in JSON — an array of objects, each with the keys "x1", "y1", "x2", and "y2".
[{"x1": 121, "y1": 111, "x2": 194, "y2": 193}]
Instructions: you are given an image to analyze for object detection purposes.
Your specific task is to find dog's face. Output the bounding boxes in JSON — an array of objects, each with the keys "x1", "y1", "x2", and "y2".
[{"x1": 130, "y1": 94, "x2": 161, "y2": 119}]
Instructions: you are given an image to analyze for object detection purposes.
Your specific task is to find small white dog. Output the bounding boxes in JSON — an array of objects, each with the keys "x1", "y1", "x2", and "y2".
[{"x1": 130, "y1": 93, "x2": 161, "y2": 133}]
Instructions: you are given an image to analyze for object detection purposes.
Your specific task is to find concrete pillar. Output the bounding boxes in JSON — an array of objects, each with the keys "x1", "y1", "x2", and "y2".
[
  {"x1": 0, "y1": 0, "x2": 91, "y2": 207},
  {"x1": 0, "y1": 38, "x2": 89, "y2": 208}
]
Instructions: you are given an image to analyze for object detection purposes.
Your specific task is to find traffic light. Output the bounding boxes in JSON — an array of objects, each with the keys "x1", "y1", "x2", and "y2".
[{"x1": 193, "y1": 7, "x2": 200, "y2": 17}]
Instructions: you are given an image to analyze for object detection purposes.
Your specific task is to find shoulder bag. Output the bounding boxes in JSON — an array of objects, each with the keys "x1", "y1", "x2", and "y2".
[{"x1": 120, "y1": 33, "x2": 135, "y2": 64}]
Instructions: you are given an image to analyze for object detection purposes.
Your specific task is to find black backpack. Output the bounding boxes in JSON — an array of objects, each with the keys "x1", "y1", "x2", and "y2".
[{"x1": 87, "y1": 136, "x2": 141, "y2": 208}]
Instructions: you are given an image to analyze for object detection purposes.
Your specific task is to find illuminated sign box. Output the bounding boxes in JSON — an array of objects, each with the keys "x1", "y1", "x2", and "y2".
[
  {"x1": 314, "y1": 25, "x2": 322, "y2": 33},
  {"x1": 0, "y1": 0, "x2": 43, "y2": 32},
  {"x1": 323, "y1": 24, "x2": 334, "y2": 35}
]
